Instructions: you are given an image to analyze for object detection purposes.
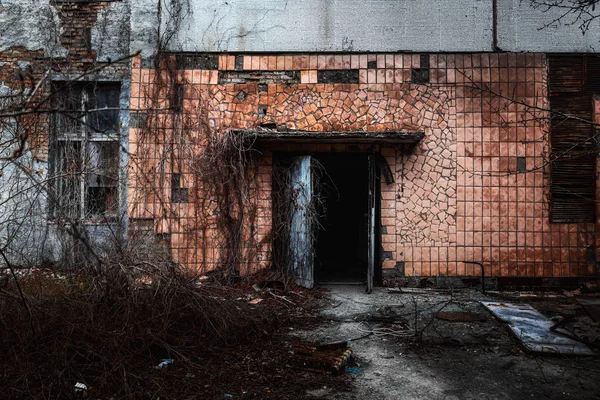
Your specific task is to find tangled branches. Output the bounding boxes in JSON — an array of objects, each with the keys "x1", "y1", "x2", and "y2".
[{"x1": 0, "y1": 257, "x2": 279, "y2": 399}]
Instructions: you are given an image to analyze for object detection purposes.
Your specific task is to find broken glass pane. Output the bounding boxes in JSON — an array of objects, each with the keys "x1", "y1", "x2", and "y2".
[
  {"x1": 85, "y1": 141, "x2": 119, "y2": 215},
  {"x1": 55, "y1": 85, "x2": 83, "y2": 135},
  {"x1": 87, "y1": 84, "x2": 120, "y2": 134}
]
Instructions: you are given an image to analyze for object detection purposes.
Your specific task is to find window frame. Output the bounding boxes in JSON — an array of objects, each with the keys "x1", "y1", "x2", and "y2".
[{"x1": 50, "y1": 81, "x2": 122, "y2": 222}]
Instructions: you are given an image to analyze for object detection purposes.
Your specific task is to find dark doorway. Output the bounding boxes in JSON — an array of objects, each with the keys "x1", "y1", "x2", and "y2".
[{"x1": 314, "y1": 153, "x2": 369, "y2": 283}]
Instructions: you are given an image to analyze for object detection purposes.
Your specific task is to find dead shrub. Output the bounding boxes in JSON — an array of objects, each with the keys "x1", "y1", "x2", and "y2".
[{"x1": 0, "y1": 258, "x2": 281, "y2": 399}]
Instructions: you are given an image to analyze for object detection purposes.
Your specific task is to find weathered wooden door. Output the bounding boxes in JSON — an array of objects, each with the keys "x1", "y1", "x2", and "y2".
[
  {"x1": 367, "y1": 154, "x2": 376, "y2": 293},
  {"x1": 289, "y1": 156, "x2": 313, "y2": 288}
]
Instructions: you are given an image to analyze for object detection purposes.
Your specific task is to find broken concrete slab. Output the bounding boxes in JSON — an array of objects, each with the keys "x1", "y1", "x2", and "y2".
[{"x1": 481, "y1": 301, "x2": 595, "y2": 356}]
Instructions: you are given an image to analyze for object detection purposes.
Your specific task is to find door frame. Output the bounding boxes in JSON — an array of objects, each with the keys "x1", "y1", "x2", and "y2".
[{"x1": 271, "y1": 151, "x2": 382, "y2": 290}]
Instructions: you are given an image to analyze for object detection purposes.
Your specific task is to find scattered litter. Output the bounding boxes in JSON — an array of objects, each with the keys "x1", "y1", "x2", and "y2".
[
  {"x1": 74, "y1": 382, "x2": 87, "y2": 392},
  {"x1": 387, "y1": 287, "x2": 427, "y2": 294},
  {"x1": 155, "y1": 359, "x2": 174, "y2": 369},
  {"x1": 291, "y1": 341, "x2": 352, "y2": 375},
  {"x1": 248, "y1": 298, "x2": 263, "y2": 305},
  {"x1": 373, "y1": 371, "x2": 383, "y2": 376},
  {"x1": 346, "y1": 367, "x2": 364, "y2": 375},
  {"x1": 224, "y1": 394, "x2": 233, "y2": 398},
  {"x1": 253, "y1": 280, "x2": 285, "y2": 292},
  {"x1": 481, "y1": 301, "x2": 595, "y2": 355},
  {"x1": 436, "y1": 311, "x2": 487, "y2": 322}
]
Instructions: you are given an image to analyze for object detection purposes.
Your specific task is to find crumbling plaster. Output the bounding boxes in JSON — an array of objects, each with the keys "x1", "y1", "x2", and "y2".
[
  {"x1": 91, "y1": 1, "x2": 132, "y2": 62},
  {"x1": 0, "y1": 0, "x2": 67, "y2": 57},
  {"x1": 165, "y1": 0, "x2": 494, "y2": 52},
  {"x1": 131, "y1": 0, "x2": 600, "y2": 54},
  {"x1": 0, "y1": 0, "x2": 133, "y2": 60}
]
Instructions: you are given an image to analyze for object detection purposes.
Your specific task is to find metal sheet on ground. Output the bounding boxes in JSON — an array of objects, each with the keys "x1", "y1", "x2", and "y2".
[{"x1": 481, "y1": 301, "x2": 595, "y2": 356}]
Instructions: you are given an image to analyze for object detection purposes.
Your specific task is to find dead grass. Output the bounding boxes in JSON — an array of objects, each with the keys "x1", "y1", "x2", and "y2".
[{"x1": 0, "y1": 263, "x2": 298, "y2": 399}]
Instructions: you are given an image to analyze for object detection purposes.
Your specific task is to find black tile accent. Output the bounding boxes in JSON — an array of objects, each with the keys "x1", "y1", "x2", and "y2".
[
  {"x1": 587, "y1": 246, "x2": 596, "y2": 263},
  {"x1": 420, "y1": 54, "x2": 430, "y2": 69},
  {"x1": 317, "y1": 69, "x2": 359, "y2": 84},
  {"x1": 411, "y1": 68, "x2": 429, "y2": 84},
  {"x1": 175, "y1": 54, "x2": 219, "y2": 70},
  {"x1": 381, "y1": 251, "x2": 393, "y2": 261},
  {"x1": 130, "y1": 112, "x2": 148, "y2": 129},
  {"x1": 395, "y1": 261, "x2": 405, "y2": 276},
  {"x1": 235, "y1": 55, "x2": 244, "y2": 71},
  {"x1": 171, "y1": 173, "x2": 188, "y2": 204},
  {"x1": 171, "y1": 84, "x2": 184, "y2": 113},
  {"x1": 367, "y1": 60, "x2": 377, "y2": 69},
  {"x1": 517, "y1": 156, "x2": 527, "y2": 172}
]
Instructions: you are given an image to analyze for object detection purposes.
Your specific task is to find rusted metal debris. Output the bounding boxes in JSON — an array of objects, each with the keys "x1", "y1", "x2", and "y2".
[
  {"x1": 291, "y1": 341, "x2": 352, "y2": 375},
  {"x1": 436, "y1": 311, "x2": 487, "y2": 322}
]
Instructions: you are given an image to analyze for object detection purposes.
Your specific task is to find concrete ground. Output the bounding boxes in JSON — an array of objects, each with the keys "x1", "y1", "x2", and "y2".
[{"x1": 295, "y1": 285, "x2": 600, "y2": 400}]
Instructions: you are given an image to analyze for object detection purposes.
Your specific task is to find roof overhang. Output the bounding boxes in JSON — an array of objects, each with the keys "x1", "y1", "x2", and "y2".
[{"x1": 231, "y1": 129, "x2": 425, "y2": 145}]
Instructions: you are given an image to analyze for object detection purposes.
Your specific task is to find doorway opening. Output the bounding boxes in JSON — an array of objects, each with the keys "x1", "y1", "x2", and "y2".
[
  {"x1": 314, "y1": 153, "x2": 369, "y2": 284},
  {"x1": 272, "y1": 151, "x2": 381, "y2": 289}
]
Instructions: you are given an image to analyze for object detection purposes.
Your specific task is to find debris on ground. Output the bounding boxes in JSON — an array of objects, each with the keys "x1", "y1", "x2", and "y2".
[
  {"x1": 481, "y1": 301, "x2": 595, "y2": 355},
  {"x1": 576, "y1": 296, "x2": 600, "y2": 322},
  {"x1": 294, "y1": 285, "x2": 600, "y2": 399},
  {"x1": 436, "y1": 311, "x2": 487, "y2": 322},
  {"x1": 291, "y1": 341, "x2": 353, "y2": 375},
  {"x1": 74, "y1": 382, "x2": 88, "y2": 392},
  {"x1": 253, "y1": 280, "x2": 286, "y2": 292},
  {"x1": 155, "y1": 359, "x2": 175, "y2": 369}
]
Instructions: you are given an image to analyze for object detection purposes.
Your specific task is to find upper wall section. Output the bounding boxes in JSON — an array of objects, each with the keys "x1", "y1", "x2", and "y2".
[
  {"x1": 498, "y1": 0, "x2": 600, "y2": 52},
  {"x1": 137, "y1": 0, "x2": 600, "y2": 55},
  {"x1": 162, "y1": 0, "x2": 494, "y2": 53},
  {"x1": 0, "y1": 0, "x2": 130, "y2": 60}
]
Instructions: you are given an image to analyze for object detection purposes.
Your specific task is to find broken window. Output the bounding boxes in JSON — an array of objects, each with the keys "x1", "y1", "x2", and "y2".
[{"x1": 51, "y1": 82, "x2": 121, "y2": 220}]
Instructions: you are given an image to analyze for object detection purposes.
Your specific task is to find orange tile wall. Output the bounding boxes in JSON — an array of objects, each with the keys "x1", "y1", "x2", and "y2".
[{"x1": 129, "y1": 53, "x2": 598, "y2": 278}]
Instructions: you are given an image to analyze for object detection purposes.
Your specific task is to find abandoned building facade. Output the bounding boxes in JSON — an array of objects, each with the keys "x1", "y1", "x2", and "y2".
[{"x1": 1, "y1": 0, "x2": 600, "y2": 288}]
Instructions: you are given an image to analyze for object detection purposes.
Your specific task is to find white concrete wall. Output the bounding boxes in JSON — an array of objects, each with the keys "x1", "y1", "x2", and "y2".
[
  {"x1": 165, "y1": 0, "x2": 494, "y2": 53},
  {"x1": 497, "y1": 0, "x2": 600, "y2": 52},
  {"x1": 141, "y1": 0, "x2": 600, "y2": 54}
]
